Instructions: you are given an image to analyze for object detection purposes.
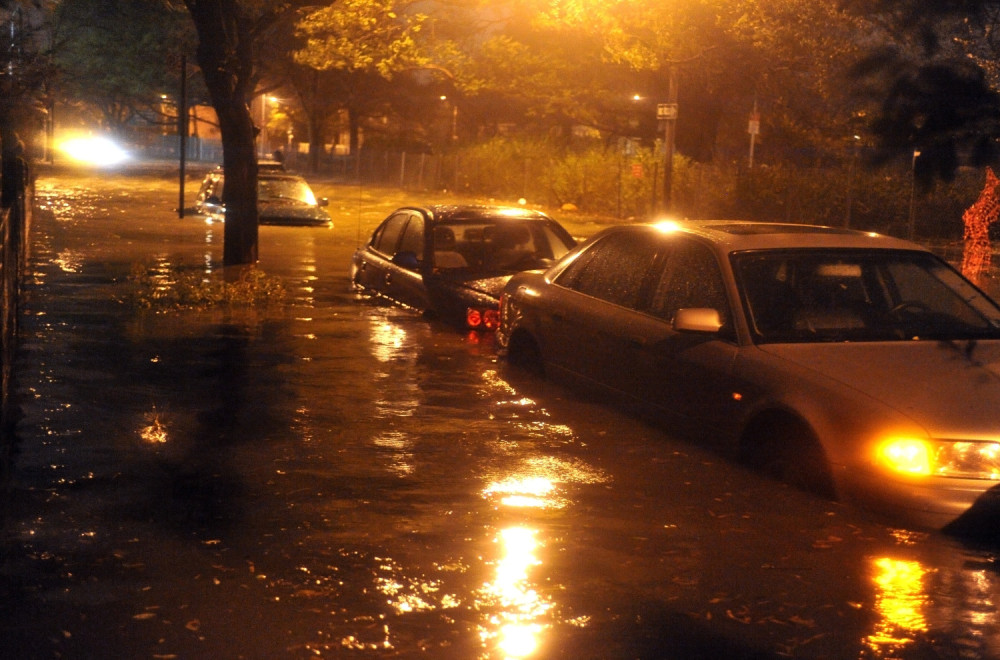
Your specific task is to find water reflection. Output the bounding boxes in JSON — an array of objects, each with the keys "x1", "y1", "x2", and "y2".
[
  {"x1": 865, "y1": 556, "x2": 931, "y2": 656},
  {"x1": 861, "y1": 548, "x2": 1000, "y2": 658},
  {"x1": 369, "y1": 318, "x2": 410, "y2": 364},
  {"x1": 476, "y1": 366, "x2": 610, "y2": 658},
  {"x1": 372, "y1": 430, "x2": 414, "y2": 476},
  {"x1": 140, "y1": 406, "x2": 168, "y2": 444},
  {"x1": 53, "y1": 249, "x2": 82, "y2": 273},
  {"x1": 478, "y1": 526, "x2": 551, "y2": 659}
]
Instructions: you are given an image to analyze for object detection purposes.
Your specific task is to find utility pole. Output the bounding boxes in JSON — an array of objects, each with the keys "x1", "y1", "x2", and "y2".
[
  {"x1": 658, "y1": 66, "x2": 678, "y2": 213},
  {"x1": 178, "y1": 56, "x2": 187, "y2": 219}
]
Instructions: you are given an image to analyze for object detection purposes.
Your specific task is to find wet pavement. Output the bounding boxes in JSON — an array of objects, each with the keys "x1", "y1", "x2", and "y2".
[{"x1": 3, "y1": 166, "x2": 1000, "y2": 659}]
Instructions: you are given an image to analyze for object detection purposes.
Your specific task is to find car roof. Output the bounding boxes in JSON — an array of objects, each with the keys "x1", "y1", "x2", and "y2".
[
  {"x1": 615, "y1": 220, "x2": 927, "y2": 254},
  {"x1": 401, "y1": 204, "x2": 554, "y2": 224},
  {"x1": 209, "y1": 160, "x2": 286, "y2": 172},
  {"x1": 209, "y1": 169, "x2": 308, "y2": 183}
]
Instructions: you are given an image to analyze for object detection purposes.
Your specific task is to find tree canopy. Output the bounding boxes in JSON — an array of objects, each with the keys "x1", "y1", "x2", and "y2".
[
  {"x1": 26, "y1": 0, "x2": 1000, "y2": 237},
  {"x1": 53, "y1": 0, "x2": 199, "y2": 136}
]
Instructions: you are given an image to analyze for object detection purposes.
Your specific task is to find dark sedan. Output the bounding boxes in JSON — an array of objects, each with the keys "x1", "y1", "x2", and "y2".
[
  {"x1": 351, "y1": 205, "x2": 576, "y2": 330},
  {"x1": 195, "y1": 168, "x2": 331, "y2": 227},
  {"x1": 497, "y1": 220, "x2": 1000, "y2": 530}
]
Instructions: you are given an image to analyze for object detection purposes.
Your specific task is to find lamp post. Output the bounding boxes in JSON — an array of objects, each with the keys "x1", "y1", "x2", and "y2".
[
  {"x1": 844, "y1": 135, "x2": 859, "y2": 228},
  {"x1": 908, "y1": 150, "x2": 921, "y2": 240},
  {"x1": 440, "y1": 95, "x2": 458, "y2": 142}
]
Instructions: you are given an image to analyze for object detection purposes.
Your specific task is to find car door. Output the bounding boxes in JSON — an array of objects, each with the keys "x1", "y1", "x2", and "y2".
[
  {"x1": 355, "y1": 211, "x2": 411, "y2": 295},
  {"x1": 384, "y1": 211, "x2": 428, "y2": 310},
  {"x1": 636, "y1": 237, "x2": 741, "y2": 441},
  {"x1": 540, "y1": 229, "x2": 666, "y2": 396}
]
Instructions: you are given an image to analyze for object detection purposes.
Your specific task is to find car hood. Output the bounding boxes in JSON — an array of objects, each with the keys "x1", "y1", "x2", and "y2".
[{"x1": 757, "y1": 340, "x2": 1000, "y2": 438}]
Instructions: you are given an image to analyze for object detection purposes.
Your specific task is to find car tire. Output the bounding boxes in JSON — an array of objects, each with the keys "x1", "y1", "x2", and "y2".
[
  {"x1": 740, "y1": 415, "x2": 836, "y2": 499},
  {"x1": 507, "y1": 331, "x2": 544, "y2": 376}
]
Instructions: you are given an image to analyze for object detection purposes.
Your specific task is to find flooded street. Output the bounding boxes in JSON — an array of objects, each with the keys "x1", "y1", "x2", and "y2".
[{"x1": 4, "y1": 167, "x2": 1000, "y2": 659}]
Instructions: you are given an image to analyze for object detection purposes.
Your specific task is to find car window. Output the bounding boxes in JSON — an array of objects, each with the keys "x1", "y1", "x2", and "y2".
[
  {"x1": 536, "y1": 223, "x2": 576, "y2": 261},
  {"x1": 733, "y1": 249, "x2": 1000, "y2": 343},
  {"x1": 555, "y1": 230, "x2": 662, "y2": 310},
  {"x1": 397, "y1": 214, "x2": 425, "y2": 261},
  {"x1": 258, "y1": 177, "x2": 316, "y2": 205},
  {"x1": 371, "y1": 213, "x2": 410, "y2": 256},
  {"x1": 436, "y1": 219, "x2": 575, "y2": 273},
  {"x1": 649, "y1": 239, "x2": 729, "y2": 325}
]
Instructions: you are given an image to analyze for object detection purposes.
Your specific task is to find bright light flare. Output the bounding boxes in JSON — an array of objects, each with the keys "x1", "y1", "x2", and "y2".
[
  {"x1": 59, "y1": 135, "x2": 129, "y2": 166},
  {"x1": 877, "y1": 438, "x2": 931, "y2": 475},
  {"x1": 876, "y1": 437, "x2": 1000, "y2": 479},
  {"x1": 652, "y1": 218, "x2": 682, "y2": 233}
]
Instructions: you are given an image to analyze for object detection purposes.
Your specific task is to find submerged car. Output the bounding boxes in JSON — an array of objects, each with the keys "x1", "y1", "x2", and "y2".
[
  {"x1": 351, "y1": 205, "x2": 576, "y2": 330},
  {"x1": 195, "y1": 168, "x2": 331, "y2": 227},
  {"x1": 497, "y1": 220, "x2": 1000, "y2": 530}
]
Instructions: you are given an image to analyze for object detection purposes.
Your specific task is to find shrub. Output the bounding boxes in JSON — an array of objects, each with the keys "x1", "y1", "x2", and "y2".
[{"x1": 125, "y1": 263, "x2": 286, "y2": 311}]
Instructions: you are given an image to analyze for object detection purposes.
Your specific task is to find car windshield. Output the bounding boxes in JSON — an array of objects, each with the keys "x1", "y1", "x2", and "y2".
[
  {"x1": 258, "y1": 177, "x2": 317, "y2": 205},
  {"x1": 432, "y1": 220, "x2": 576, "y2": 274},
  {"x1": 732, "y1": 249, "x2": 1000, "y2": 343}
]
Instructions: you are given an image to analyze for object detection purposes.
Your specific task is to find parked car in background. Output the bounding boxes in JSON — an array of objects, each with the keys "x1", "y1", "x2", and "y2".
[
  {"x1": 498, "y1": 220, "x2": 1000, "y2": 530},
  {"x1": 351, "y1": 205, "x2": 576, "y2": 331},
  {"x1": 195, "y1": 167, "x2": 331, "y2": 227}
]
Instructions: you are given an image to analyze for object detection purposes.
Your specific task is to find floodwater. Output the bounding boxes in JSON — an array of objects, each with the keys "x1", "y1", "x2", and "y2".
[{"x1": 3, "y1": 166, "x2": 1000, "y2": 659}]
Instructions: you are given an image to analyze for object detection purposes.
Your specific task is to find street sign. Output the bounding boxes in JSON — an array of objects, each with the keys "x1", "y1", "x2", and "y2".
[
  {"x1": 656, "y1": 103, "x2": 678, "y2": 120},
  {"x1": 748, "y1": 112, "x2": 760, "y2": 136}
]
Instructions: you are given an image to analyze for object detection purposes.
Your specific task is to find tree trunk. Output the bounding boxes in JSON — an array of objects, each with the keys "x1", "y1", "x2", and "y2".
[
  {"x1": 308, "y1": 114, "x2": 324, "y2": 174},
  {"x1": 184, "y1": 0, "x2": 259, "y2": 266},
  {"x1": 349, "y1": 108, "x2": 360, "y2": 156}
]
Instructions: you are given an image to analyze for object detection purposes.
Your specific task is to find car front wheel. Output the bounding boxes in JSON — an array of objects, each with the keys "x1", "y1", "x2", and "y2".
[{"x1": 739, "y1": 414, "x2": 836, "y2": 499}]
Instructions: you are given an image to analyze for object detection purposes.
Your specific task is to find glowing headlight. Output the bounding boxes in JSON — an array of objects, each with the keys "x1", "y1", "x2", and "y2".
[
  {"x1": 59, "y1": 135, "x2": 129, "y2": 166},
  {"x1": 877, "y1": 438, "x2": 931, "y2": 475},
  {"x1": 877, "y1": 438, "x2": 1000, "y2": 480}
]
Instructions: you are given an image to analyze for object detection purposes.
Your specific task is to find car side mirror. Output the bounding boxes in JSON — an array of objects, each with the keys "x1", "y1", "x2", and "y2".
[
  {"x1": 674, "y1": 307, "x2": 723, "y2": 333},
  {"x1": 318, "y1": 197, "x2": 329, "y2": 207},
  {"x1": 392, "y1": 251, "x2": 420, "y2": 270}
]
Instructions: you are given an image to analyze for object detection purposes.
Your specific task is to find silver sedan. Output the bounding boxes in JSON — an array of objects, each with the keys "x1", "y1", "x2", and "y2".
[{"x1": 497, "y1": 220, "x2": 1000, "y2": 530}]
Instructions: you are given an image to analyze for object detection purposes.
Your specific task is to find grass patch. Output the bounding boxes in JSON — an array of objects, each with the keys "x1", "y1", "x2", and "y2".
[{"x1": 125, "y1": 262, "x2": 287, "y2": 310}]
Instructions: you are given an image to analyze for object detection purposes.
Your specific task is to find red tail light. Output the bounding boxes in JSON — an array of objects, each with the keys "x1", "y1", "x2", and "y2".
[
  {"x1": 483, "y1": 308, "x2": 500, "y2": 330},
  {"x1": 466, "y1": 306, "x2": 500, "y2": 331}
]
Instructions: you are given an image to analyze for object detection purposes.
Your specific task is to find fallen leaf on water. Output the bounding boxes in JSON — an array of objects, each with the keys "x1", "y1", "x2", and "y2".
[
  {"x1": 185, "y1": 620, "x2": 201, "y2": 632},
  {"x1": 812, "y1": 535, "x2": 843, "y2": 549},
  {"x1": 727, "y1": 609, "x2": 752, "y2": 624}
]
